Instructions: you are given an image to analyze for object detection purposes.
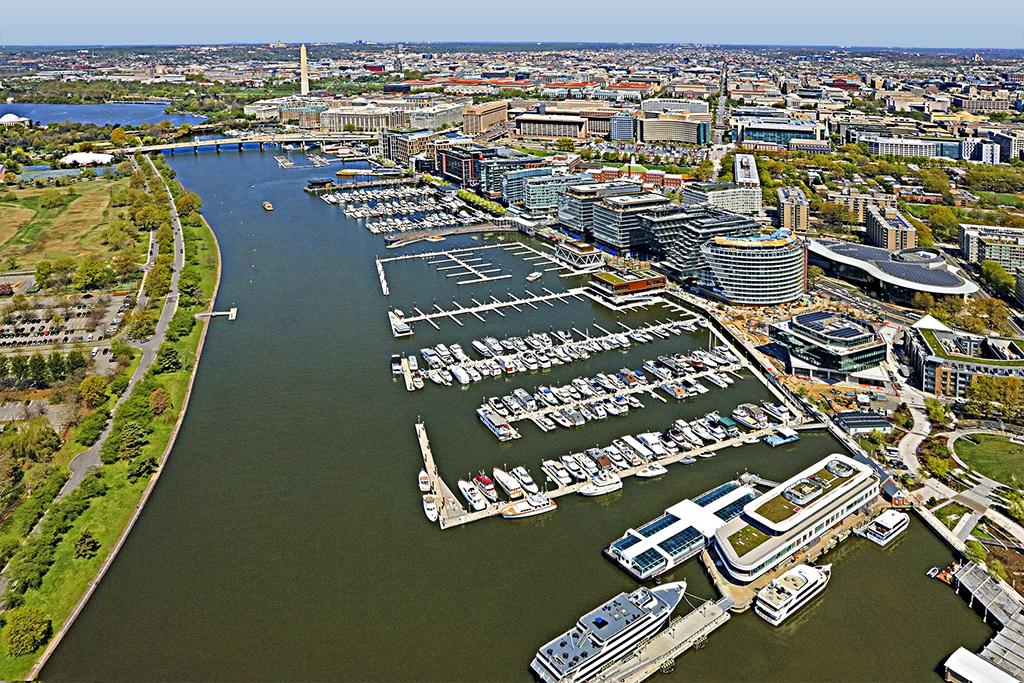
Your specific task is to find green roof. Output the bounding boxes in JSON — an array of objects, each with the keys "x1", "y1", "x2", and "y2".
[
  {"x1": 753, "y1": 466, "x2": 846, "y2": 524},
  {"x1": 921, "y1": 328, "x2": 1024, "y2": 367},
  {"x1": 727, "y1": 524, "x2": 770, "y2": 556}
]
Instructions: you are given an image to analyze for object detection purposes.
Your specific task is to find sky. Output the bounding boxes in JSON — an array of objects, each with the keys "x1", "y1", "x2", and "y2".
[{"x1": 2, "y1": 0, "x2": 1023, "y2": 49}]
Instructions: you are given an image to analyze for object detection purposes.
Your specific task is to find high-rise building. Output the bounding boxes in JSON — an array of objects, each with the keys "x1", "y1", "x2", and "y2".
[
  {"x1": 522, "y1": 173, "x2": 593, "y2": 214},
  {"x1": 635, "y1": 115, "x2": 709, "y2": 144},
  {"x1": 591, "y1": 193, "x2": 671, "y2": 252},
  {"x1": 993, "y1": 131, "x2": 1024, "y2": 163},
  {"x1": 609, "y1": 113, "x2": 635, "y2": 141},
  {"x1": 733, "y1": 154, "x2": 759, "y2": 188},
  {"x1": 700, "y1": 229, "x2": 807, "y2": 305},
  {"x1": 557, "y1": 181, "x2": 645, "y2": 238},
  {"x1": 865, "y1": 206, "x2": 917, "y2": 250},
  {"x1": 776, "y1": 188, "x2": 808, "y2": 231},
  {"x1": 300, "y1": 44, "x2": 309, "y2": 96},
  {"x1": 639, "y1": 205, "x2": 760, "y2": 279},
  {"x1": 679, "y1": 182, "x2": 762, "y2": 215},
  {"x1": 825, "y1": 190, "x2": 897, "y2": 224}
]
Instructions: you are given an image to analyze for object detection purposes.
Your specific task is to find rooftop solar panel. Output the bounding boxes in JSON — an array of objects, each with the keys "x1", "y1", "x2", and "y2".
[
  {"x1": 611, "y1": 533, "x2": 641, "y2": 553},
  {"x1": 694, "y1": 483, "x2": 738, "y2": 507},
  {"x1": 657, "y1": 526, "x2": 703, "y2": 558},
  {"x1": 714, "y1": 493, "x2": 757, "y2": 521},
  {"x1": 637, "y1": 512, "x2": 679, "y2": 537},
  {"x1": 633, "y1": 548, "x2": 667, "y2": 573}
]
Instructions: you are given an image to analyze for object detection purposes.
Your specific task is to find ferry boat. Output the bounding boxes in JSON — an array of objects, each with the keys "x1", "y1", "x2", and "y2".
[
  {"x1": 856, "y1": 509, "x2": 909, "y2": 547},
  {"x1": 418, "y1": 469, "x2": 430, "y2": 492},
  {"x1": 513, "y1": 466, "x2": 539, "y2": 494},
  {"x1": 754, "y1": 564, "x2": 832, "y2": 626},
  {"x1": 530, "y1": 582, "x2": 687, "y2": 683},
  {"x1": 476, "y1": 407, "x2": 520, "y2": 442},
  {"x1": 457, "y1": 479, "x2": 486, "y2": 511},
  {"x1": 500, "y1": 493, "x2": 556, "y2": 519},
  {"x1": 262, "y1": 201, "x2": 273, "y2": 211},
  {"x1": 579, "y1": 472, "x2": 622, "y2": 496},
  {"x1": 526, "y1": 271, "x2": 543, "y2": 282},
  {"x1": 422, "y1": 494, "x2": 438, "y2": 523},
  {"x1": 636, "y1": 462, "x2": 668, "y2": 478},
  {"x1": 493, "y1": 468, "x2": 524, "y2": 499}
]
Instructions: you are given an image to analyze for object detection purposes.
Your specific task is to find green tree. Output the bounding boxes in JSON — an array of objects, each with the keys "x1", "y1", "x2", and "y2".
[
  {"x1": 27, "y1": 353, "x2": 47, "y2": 385},
  {"x1": 38, "y1": 189, "x2": 64, "y2": 210},
  {"x1": 924, "y1": 397, "x2": 947, "y2": 424},
  {"x1": 145, "y1": 263, "x2": 171, "y2": 298},
  {"x1": 64, "y1": 350, "x2": 86, "y2": 374},
  {"x1": 807, "y1": 265, "x2": 825, "y2": 288},
  {"x1": 117, "y1": 421, "x2": 148, "y2": 459},
  {"x1": 912, "y1": 292, "x2": 935, "y2": 310},
  {"x1": 154, "y1": 343, "x2": 181, "y2": 374},
  {"x1": 128, "y1": 311, "x2": 156, "y2": 339},
  {"x1": 925, "y1": 455, "x2": 951, "y2": 480},
  {"x1": 47, "y1": 353, "x2": 65, "y2": 381},
  {"x1": 79, "y1": 375, "x2": 108, "y2": 408},
  {"x1": 112, "y1": 249, "x2": 140, "y2": 281},
  {"x1": 819, "y1": 202, "x2": 856, "y2": 227},
  {"x1": 554, "y1": 138, "x2": 576, "y2": 152},
  {"x1": 34, "y1": 260, "x2": 53, "y2": 289},
  {"x1": 9, "y1": 355, "x2": 27, "y2": 379},
  {"x1": 925, "y1": 206, "x2": 960, "y2": 242},
  {"x1": 177, "y1": 191, "x2": 202, "y2": 215},
  {"x1": 72, "y1": 260, "x2": 111, "y2": 291},
  {"x1": 0, "y1": 355, "x2": 9, "y2": 378},
  {"x1": 980, "y1": 260, "x2": 1016, "y2": 296},
  {"x1": 1, "y1": 606, "x2": 52, "y2": 656},
  {"x1": 73, "y1": 530, "x2": 100, "y2": 559}
]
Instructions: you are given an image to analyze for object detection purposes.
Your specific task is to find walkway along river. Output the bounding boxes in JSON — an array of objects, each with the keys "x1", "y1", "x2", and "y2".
[{"x1": 39, "y1": 147, "x2": 993, "y2": 682}]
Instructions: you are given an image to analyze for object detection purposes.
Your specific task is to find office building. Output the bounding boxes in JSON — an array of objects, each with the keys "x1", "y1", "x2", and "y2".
[
  {"x1": 515, "y1": 114, "x2": 587, "y2": 139},
  {"x1": 381, "y1": 129, "x2": 441, "y2": 167},
  {"x1": 680, "y1": 182, "x2": 762, "y2": 215},
  {"x1": 408, "y1": 102, "x2": 464, "y2": 130},
  {"x1": 641, "y1": 98, "x2": 710, "y2": 114},
  {"x1": 462, "y1": 101, "x2": 508, "y2": 135},
  {"x1": 731, "y1": 117, "x2": 826, "y2": 145},
  {"x1": 712, "y1": 454, "x2": 879, "y2": 583},
  {"x1": 769, "y1": 311, "x2": 887, "y2": 380},
  {"x1": 866, "y1": 206, "x2": 917, "y2": 250},
  {"x1": 777, "y1": 188, "x2": 808, "y2": 231},
  {"x1": 994, "y1": 131, "x2": 1024, "y2": 163},
  {"x1": 592, "y1": 193, "x2": 671, "y2": 252},
  {"x1": 824, "y1": 190, "x2": 897, "y2": 224},
  {"x1": 557, "y1": 181, "x2": 645, "y2": 238},
  {"x1": 959, "y1": 223, "x2": 1024, "y2": 269},
  {"x1": 733, "y1": 154, "x2": 759, "y2": 188},
  {"x1": 320, "y1": 106, "x2": 406, "y2": 132},
  {"x1": 862, "y1": 135, "x2": 936, "y2": 158},
  {"x1": 609, "y1": 113, "x2": 635, "y2": 141},
  {"x1": 640, "y1": 205, "x2": 759, "y2": 279},
  {"x1": 636, "y1": 115, "x2": 710, "y2": 144},
  {"x1": 700, "y1": 229, "x2": 806, "y2": 306},
  {"x1": 961, "y1": 137, "x2": 1001, "y2": 164},
  {"x1": 522, "y1": 173, "x2": 593, "y2": 214},
  {"x1": 953, "y1": 96, "x2": 1011, "y2": 111},
  {"x1": 502, "y1": 167, "x2": 554, "y2": 205}
]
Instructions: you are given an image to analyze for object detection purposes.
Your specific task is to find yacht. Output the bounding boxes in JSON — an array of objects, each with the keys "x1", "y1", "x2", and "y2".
[
  {"x1": 761, "y1": 401, "x2": 792, "y2": 422},
  {"x1": 512, "y1": 466, "x2": 540, "y2": 494},
  {"x1": 262, "y1": 201, "x2": 273, "y2": 211},
  {"x1": 579, "y1": 472, "x2": 623, "y2": 496},
  {"x1": 755, "y1": 564, "x2": 832, "y2": 627},
  {"x1": 487, "y1": 397, "x2": 510, "y2": 418},
  {"x1": 472, "y1": 340, "x2": 493, "y2": 358},
  {"x1": 856, "y1": 510, "x2": 910, "y2": 547},
  {"x1": 391, "y1": 354, "x2": 403, "y2": 375},
  {"x1": 541, "y1": 460, "x2": 573, "y2": 487},
  {"x1": 473, "y1": 473, "x2": 499, "y2": 502},
  {"x1": 501, "y1": 493, "x2": 556, "y2": 519},
  {"x1": 526, "y1": 271, "x2": 543, "y2": 282},
  {"x1": 530, "y1": 582, "x2": 687, "y2": 683},
  {"x1": 452, "y1": 366, "x2": 471, "y2": 385},
  {"x1": 412, "y1": 373, "x2": 425, "y2": 390},
  {"x1": 422, "y1": 494, "x2": 438, "y2": 523},
  {"x1": 636, "y1": 462, "x2": 668, "y2": 478},
  {"x1": 493, "y1": 467, "x2": 524, "y2": 499},
  {"x1": 484, "y1": 337, "x2": 504, "y2": 356},
  {"x1": 514, "y1": 388, "x2": 538, "y2": 412},
  {"x1": 560, "y1": 455, "x2": 587, "y2": 481},
  {"x1": 551, "y1": 411, "x2": 572, "y2": 429},
  {"x1": 476, "y1": 407, "x2": 520, "y2": 442},
  {"x1": 457, "y1": 480, "x2": 486, "y2": 511},
  {"x1": 418, "y1": 469, "x2": 430, "y2": 492},
  {"x1": 705, "y1": 373, "x2": 729, "y2": 389},
  {"x1": 732, "y1": 403, "x2": 767, "y2": 430}
]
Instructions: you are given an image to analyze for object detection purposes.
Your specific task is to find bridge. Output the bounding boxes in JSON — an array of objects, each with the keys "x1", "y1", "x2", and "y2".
[{"x1": 115, "y1": 132, "x2": 377, "y2": 155}]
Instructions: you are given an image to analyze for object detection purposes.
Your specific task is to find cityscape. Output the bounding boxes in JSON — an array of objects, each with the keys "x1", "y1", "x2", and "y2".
[{"x1": 4, "y1": 12, "x2": 1024, "y2": 683}]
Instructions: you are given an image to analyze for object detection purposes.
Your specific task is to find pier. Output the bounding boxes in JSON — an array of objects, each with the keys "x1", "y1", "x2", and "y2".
[
  {"x1": 592, "y1": 598, "x2": 733, "y2": 683},
  {"x1": 951, "y1": 562, "x2": 1024, "y2": 678},
  {"x1": 195, "y1": 307, "x2": 237, "y2": 320}
]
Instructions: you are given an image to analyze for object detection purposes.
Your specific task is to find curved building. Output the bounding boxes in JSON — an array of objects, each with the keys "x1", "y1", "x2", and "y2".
[{"x1": 700, "y1": 229, "x2": 806, "y2": 305}]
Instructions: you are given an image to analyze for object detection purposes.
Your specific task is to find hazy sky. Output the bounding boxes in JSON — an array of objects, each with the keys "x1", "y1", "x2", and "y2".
[{"x1": 3, "y1": 0, "x2": 1023, "y2": 49}]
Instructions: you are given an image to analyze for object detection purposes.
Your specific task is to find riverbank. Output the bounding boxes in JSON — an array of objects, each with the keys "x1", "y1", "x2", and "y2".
[{"x1": 0, "y1": 157, "x2": 221, "y2": 681}]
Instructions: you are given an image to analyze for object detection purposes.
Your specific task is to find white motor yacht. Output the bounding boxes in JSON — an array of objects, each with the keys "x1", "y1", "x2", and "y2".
[
  {"x1": 636, "y1": 462, "x2": 668, "y2": 478},
  {"x1": 856, "y1": 510, "x2": 910, "y2": 547},
  {"x1": 422, "y1": 494, "x2": 438, "y2": 522},
  {"x1": 579, "y1": 472, "x2": 623, "y2": 496},
  {"x1": 512, "y1": 466, "x2": 540, "y2": 494},
  {"x1": 458, "y1": 479, "x2": 486, "y2": 511}
]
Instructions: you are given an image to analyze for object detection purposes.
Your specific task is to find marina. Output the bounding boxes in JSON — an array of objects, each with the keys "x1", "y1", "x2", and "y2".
[{"x1": 388, "y1": 288, "x2": 588, "y2": 336}]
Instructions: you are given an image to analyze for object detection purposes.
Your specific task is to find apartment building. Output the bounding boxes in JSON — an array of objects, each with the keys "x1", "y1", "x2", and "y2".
[{"x1": 866, "y1": 206, "x2": 917, "y2": 250}]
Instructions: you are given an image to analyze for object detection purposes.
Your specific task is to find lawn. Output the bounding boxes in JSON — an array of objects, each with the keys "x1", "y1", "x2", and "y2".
[
  {"x1": 977, "y1": 191, "x2": 1024, "y2": 209},
  {"x1": 933, "y1": 501, "x2": 973, "y2": 530},
  {"x1": 0, "y1": 180, "x2": 128, "y2": 267},
  {"x1": 954, "y1": 434, "x2": 1024, "y2": 488},
  {"x1": 754, "y1": 467, "x2": 845, "y2": 523},
  {"x1": 727, "y1": 524, "x2": 770, "y2": 556}
]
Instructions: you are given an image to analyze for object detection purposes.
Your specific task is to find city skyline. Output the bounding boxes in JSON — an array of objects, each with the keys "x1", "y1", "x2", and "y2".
[{"x1": 3, "y1": 0, "x2": 1024, "y2": 49}]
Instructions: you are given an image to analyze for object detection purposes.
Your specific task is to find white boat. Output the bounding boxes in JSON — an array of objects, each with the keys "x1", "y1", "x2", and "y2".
[
  {"x1": 636, "y1": 462, "x2": 668, "y2": 478},
  {"x1": 472, "y1": 340, "x2": 493, "y2": 358},
  {"x1": 579, "y1": 472, "x2": 623, "y2": 496},
  {"x1": 541, "y1": 459, "x2": 573, "y2": 487},
  {"x1": 856, "y1": 509, "x2": 909, "y2": 547},
  {"x1": 452, "y1": 366, "x2": 471, "y2": 385},
  {"x1": 500, "y1": 493, "x2": 556, "y2": 519},
  {"x1": 755, "y1": 564, "x2": 832, "y2": 626},
  {"x1": 457, "y1": 479, "x2": 486, "y2": 511},
  {"x1": 418, "y1": 469, "x2": 430, "y2": 492},
  {"x1": 512, "y1": 466, "x2": 539, "y2": 494},
  {"x1": 422, "y1": 494, "x2": 438, "y2": 522},
  {"x1": 526, "y1": 271, "x2": 542, "y2": 282},
  {"x1": 493, "y1": 467, "x2": 524, "y2": 499}
]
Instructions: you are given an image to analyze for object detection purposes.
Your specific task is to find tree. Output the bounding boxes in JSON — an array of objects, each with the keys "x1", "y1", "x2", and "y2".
[
  {"x1": 79, "y1": 375, "x2": 108, "y2": 408},
  {"x1": 49, "y1": 314, "x2": 64, "y2": 332},
  {"x1": 27, "y1": 353, "x2": 47, "y2": 385},
  {"x1": 554, "y1": 138, "x2": 576, "y2": 152},
  {"x1": 117, "y1": 421, "x2": 148, "y2": 459},
  {"x1": 1, "y1": 606, "x2": 52, "y2": 656},
  {"x1": 72, "y1": 260, "x2": 112, "y2": 291},
  {"x1": 925, "y1": 206, "x2": 960, "y2": 242},
  {"x1": 9, "y1": 355, "x2": 27, "y2": 379},
  {"x1": 128, "y1": 311, "x2": 156, "y2": 339},
  {"x1": 150, "y1": 387, "x2": 169, "y2": 416},
  {"x1": 177, "y1": 191, "x2": 202, "y2": 215},
  {"x1": 34, "y1": 260, "x2": 53, "y2": 289},
  {"x1": 38, "y1": 189, "x2": 64, "y2": 210},
  {"x1": 112, "y1": 249, "x2": 140, "y2": 281},
  {"x1": 154, "y1": 343, "x2": 181, "y2": 374},
  {"x1": 50, "y1": 258, "x2": 77, "y2": 290},
  {"x1": 74, "y1": 530, "x2": 100, "y2": 559},
  {"x1": 110, "y1": 128, "x2": 127, "y2": 147},
  {"x1": 47, "y1": 352, "x2": 65, "y2": 381},
  {"x1": 980, "y1": 260, "x2": 1016, "y2": 296},
  {"x1": 819, "y1": 202, "x2": 856, "y2": 227},
  {"x1": 145, "y1": 263, "x2": 171, "y2": 298},
  {"x1": 64, "y1": 350, "x2": 86, "y2": 374},
  {"x1": 0, "y1": 355, "x2": 9, "y2": 378},
  {"x1": 924, "y1": 397, "x2": 947, "y2": 424},
  {"x1": 911, "y1": 292, "x2": 935, "y2": 310},
  {"x1": 807, "y1": 265, "x2": 825, "y2": 288},
  {"x1": 925, "y1": 455, "x2": 951, "y2": 480},
  {"x1": 965, "y1": 540, "x2": 988, "y2": 564}
]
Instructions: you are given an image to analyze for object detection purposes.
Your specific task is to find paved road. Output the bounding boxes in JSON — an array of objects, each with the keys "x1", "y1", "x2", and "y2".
[{"x1": 57, "y1": 158, "x2": 185, "y2": 497}]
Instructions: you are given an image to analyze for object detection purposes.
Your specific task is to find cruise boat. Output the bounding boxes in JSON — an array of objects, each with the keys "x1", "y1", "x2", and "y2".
[
  {"x1": 500, "y1": 493, "x2": 556, "y2": 519},
  {"x1": 472, "y1": 340, "x2": 493, "y2": 358},
  {"x1": 418, "y1": 469, "x2": 430, "y2": 492},
  {"x1": 530, "y1": 582, "x2": 687, "y2": 683},
  {"x1": 579, "y1": 472, "x2": 623, "y2": 496},
  {"x1": 636, "y1": 462, "x2": 668, "y2": 478},
  {"x1": 526, "y1": 271, "x2": 543, "y2": 282},
  {"x1": 541, "y1": 460, "x2": 573, "y2": 487},
  {"x1": 391, "y1": 354, "x2": 403, "y2": 375},
  {"x1": 476, "y1": 407, "x2": 520, "y2": 442},
  {"x1": 755, "y1": 564, "x2": 832, "y2": 626},
  {"x1": 457, "y1": 480, "x2": 486, "y2": 511},
  {"x1": 761, "y1": 401, "x2": 792, "y2": 422},
  {"x1": 856, "y1": 509, "x2": 910, "y2": 547},
  {"x1": 262, "y1": 201, "x2": 273, "y2": 211},
  {"x1": 473, "y1": 473, "x2": 499, "y2": 502},
  {"x1": 512, "y1": 466, "x2": 540, "y2": 494},
  {"x1": 422, "y1": 495, "x2": 438, "y2": 522},
  {"x1": 493, "y1": 467, "x2": 524, "y2": 499}
]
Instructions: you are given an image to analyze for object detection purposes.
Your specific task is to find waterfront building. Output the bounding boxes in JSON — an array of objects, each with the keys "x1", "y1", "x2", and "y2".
[
  {"x1": 904, "y1": 315, "x2": 1024, "y2": 397},
  {"x1": 679, "y1": 182, "x2": 762, "y2": 215},
  {"x1": 501, "y1": 167, "x2": 554, "y2": 205},
  {"x1": 557, "y1": 180, "x2": 645, "y2": 238},
  {"x1": 824, "y1": 189, "x2": 897, "y2": 224},
  {"x1": 551, "y1": 241, "x2": 606, "y2": 271},
  {"x1": 522, "y1": 173, "x2": 593, "y2": 214},
  {"x1": 380, "y1": 129, "x2": 441, "y2": 167},
  {"x1": 462, "y1": 101, "x2": 508, "y2": 135},
  {"x1": 640, "y1": 205, "x2": 759, "y2": 279},
  {"x1": 733, "y1": 154, "x2": 759, "y2": 188},
  {"x1": 808, "y1": 240, "x2": 978, "y2": 302},
  {"x1": 959, "y1": 223, "x2": 1024, "y2": 270},
  {"x1": 437, "y1": 145, "x2": 546, "y2": 196},
  {"x1": 769, "y1": 311, "x2": 887, "y2": 381},
  {"x1": 0, "y1": 113, "x2": 30, "y2": 127},
  {"x1": 777, "y1": 187, "x2": 809, "y2": 231},
  {"x1": 591, "y1": 193, "x2": 671, "y2": 253},
  {"x1": 589, "y1": 269, "x2": 667, "y2": 302},
  {"x1": 711, "y1": 454, "x2": 879, "y2": 584},
  {"x1": 609, "y1": 113, "x2": 635, "y2": 141},
  {"x1": 833, "y1": 412, "x2": 894, "y2": 436},
  {"x1": 866, "y1": 206, "x2": 917, "y2": 250},
  {"x1": 700, "y1": 229, "x2": 807, "y2": 306}
]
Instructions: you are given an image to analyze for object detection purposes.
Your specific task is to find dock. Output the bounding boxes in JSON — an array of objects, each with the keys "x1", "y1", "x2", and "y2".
[
  {"x1": 950, "y1": 562, "x2": 1024, "y2": 679},
  {"x1": 416, "y1": 423, "x2": 466, "y2": 528},
  {"x1": 592, "y1": 597, "x2": 733, "y2": 683},
  {"x1": 196, "y1": 307, "x2": 237, "y2": 321},
  {"x1": 390, "y1": 288, "x2": 587, "y2": 337},
  {"x1": 375, "y1": 258, "x2": 389, "y2": 296},
  {"x1": 401, "y1": 358, "x2": 414, "y2": 392}
]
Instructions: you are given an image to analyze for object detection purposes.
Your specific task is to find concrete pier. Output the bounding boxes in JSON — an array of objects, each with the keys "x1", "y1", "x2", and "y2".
[{"x1": 390, "y1": 288, "x2": 588, "y2": 336}]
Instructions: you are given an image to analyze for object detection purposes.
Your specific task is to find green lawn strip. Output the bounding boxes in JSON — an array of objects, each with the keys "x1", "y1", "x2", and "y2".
[
  {"x1": 934, "y1": 501, "x2": 973, "y2": 530},
  {"x1": 0, "y1": 462, "x2": 145, "y2": 681},
  {"x1": 954, "y1": 434, "x2": 1024, "y2": 488},
  {"x1": 920, "y1": 328, "x2": 1024, "y2": 367},
  {"x1": 727, "y1": 524, "x2": 770, "y2": 556},
  {"x1": 5, "y1": 198, "x2": 74, "y2": 251},
  {"x1": 978, "y1": 191, "x2": 1024, "y2": 208}
]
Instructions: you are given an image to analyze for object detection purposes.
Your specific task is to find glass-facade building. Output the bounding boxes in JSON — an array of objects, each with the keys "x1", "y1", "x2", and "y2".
[
  {"x1": 769, "y1": 311, "x2": 887, "y2": 373},
  {"x1": 639, "y1": 205, "x2": 759, "y2": 279},
  {"x1": 700, "y1": 229, "x2": 806, "y2": 305}
]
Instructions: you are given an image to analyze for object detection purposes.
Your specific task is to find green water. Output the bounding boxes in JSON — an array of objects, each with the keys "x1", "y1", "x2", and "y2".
[{"x1": 39, "y1": 149, "x2": 992, "y2": 682}]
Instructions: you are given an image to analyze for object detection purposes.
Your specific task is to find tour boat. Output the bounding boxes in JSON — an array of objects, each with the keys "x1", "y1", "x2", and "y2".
[
  {"x1": 856, "y1": 509, "x2": 909, "y2": 547},
  {"x1": 422, "y1": 494, "x2": 438, "y2": 523},
  {"x1": 262, "y1": 201, "x2": 273, "y2": 211},
  {"x1": 579, "y1": 472, "x2": 623, "y2": 496},
  {"x1": 755, "y1": 564, "x2": 832, "y2": 626},
  {"x1": 500, "y1": 494, "x2": 556, "y2": 519},
  {"x1": 418, "y1": 469, "x2": 430, "y2": 492}
]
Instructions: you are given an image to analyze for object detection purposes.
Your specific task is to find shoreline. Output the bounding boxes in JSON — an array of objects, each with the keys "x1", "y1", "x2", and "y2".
[{"x1": 24, "y1": 177, "x2": 224, "y2": 680}]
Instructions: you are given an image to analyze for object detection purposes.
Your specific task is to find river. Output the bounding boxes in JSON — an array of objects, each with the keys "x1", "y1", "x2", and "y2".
[
  {"x1": 0, "y1": 103, "x2": 206, "y2": 127},
  {"x1": 38, "y1": 146, "x2": 992, "y2": 682}
]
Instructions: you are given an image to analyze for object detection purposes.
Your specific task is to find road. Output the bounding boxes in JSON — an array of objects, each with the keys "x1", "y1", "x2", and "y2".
[{"x1": 57, "y1": 157, "x2": 185, "y2": 497}]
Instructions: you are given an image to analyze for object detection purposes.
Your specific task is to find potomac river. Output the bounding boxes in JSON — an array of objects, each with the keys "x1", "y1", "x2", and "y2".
[{"x1": 40, "y1": 145, "x2": 991, "y2": 681}]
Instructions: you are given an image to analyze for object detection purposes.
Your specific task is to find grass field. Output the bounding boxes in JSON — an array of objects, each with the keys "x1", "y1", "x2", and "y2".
[
  {"x1": 954, "y1": 434, "x2": 1024, "y2": 488},
  {"x1": 0, "y1": 180, "x2": 129, "y2": 267},
  {"x1": 934, "y1": 501, "x2": 974, "y2": 530},
  {"x1": 977, "y1": 191, "x2": 1024, "y2": 209}
]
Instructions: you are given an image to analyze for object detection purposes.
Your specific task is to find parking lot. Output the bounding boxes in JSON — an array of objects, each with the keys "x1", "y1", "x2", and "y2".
[{"x1": 0, "y1": 293, "x2": 133, "y2": 348}]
